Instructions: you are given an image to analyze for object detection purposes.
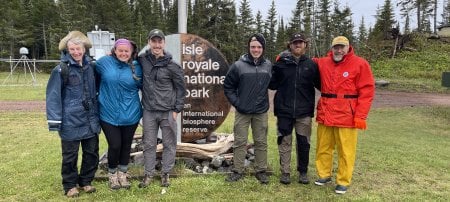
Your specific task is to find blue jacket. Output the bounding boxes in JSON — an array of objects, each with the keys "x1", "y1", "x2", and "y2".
[
  {"x1": 96, "y1": 55, "x2": 143, "y2": 126},
  {"x1": 46, "y1": 53, "x2": 101, "y2": 141},
  {"x1": 223, "y1": 54, "x2": 272, "y2": 114}
]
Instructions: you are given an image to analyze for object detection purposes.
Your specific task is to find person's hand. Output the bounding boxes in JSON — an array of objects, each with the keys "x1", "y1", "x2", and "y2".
[
  {"x1": 48, "y1": 123, "x2": 61, "y2": 131},
  {"x1": 172, "y1": 112, "x2": 178, "y2": 120},
  {"x1": 354, "y1": 118, "x2": 367, "y2": 130}
]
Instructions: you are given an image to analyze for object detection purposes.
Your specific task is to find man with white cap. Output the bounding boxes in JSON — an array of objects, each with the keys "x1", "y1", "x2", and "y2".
[{"x1": 313, "y1": 36, "x2": 375, "y2": 194}]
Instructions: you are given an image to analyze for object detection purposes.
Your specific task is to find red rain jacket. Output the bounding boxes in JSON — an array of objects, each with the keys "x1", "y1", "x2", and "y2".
[{"x1": 314, "y1": 46, "x2": 375, "y2": 128}]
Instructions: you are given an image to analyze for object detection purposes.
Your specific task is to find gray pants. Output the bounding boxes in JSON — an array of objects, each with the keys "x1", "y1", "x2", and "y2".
[
  {"x1": 278, "y1": 117, "x2": 311, "y2": 174},
  {"x1": 142, "y1": 110, "x2": 177, "y2": 176},
  {"x1": 232, "y1": 111, "x2": 268, "y2": 173}
]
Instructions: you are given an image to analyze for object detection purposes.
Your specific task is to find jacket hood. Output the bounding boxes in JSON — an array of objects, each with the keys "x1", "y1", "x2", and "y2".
[{"x1": 240, "y1": 53, "x2": 267, "y2": 66}]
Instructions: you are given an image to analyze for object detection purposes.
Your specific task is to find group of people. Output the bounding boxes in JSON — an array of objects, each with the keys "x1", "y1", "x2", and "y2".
[
  {"x1": 46, "y1": 29, "x2": 185, "y2": 197},
  {"x1": 223, "y1": 33, "x2": 375, "y2": 195},
  {"x1": 46, "y1": 28, "x2": 374, "y2": 197}
]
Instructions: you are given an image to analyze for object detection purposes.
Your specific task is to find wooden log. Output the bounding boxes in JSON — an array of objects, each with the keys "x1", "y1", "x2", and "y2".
[{"x1": 130, "y1": 134, "x2": 234, "y2": 160}]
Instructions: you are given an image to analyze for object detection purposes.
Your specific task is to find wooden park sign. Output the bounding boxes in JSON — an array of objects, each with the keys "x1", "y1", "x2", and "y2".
[{"x1": 165, "y1": 34, "x2": 230, "y2": 143}]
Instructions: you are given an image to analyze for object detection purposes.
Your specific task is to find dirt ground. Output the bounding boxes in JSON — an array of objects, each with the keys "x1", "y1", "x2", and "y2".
[{"x1": 0, "y1": 89, "x2": 449, "y2": 112}]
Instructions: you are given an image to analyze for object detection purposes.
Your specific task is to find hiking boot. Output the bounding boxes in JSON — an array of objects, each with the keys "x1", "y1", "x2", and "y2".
[
  {"x1": 335, "y1": 185, "x2": 348, "y2": 194},
  {"x1": 108, "y1": 172, "x2": 121, "y2": 190},
  {"x1": 280, "y1": 173, "x2": 291, "y2": 185},
  {"x1": 161, "y1": 173, "x2": 170, "y2": 187},
  {"x1": 255, "y1": 171, "x2": 269, "y2": 184},
  {"x1": 225, "y1": 172, "x2": 244, "y2": 182},
  {"x1": 66, "y1": 187, "x2": 79, "y2": 198},
  {"x1": 314, "y1": 177, "x2": 332, "y2": 186},
  {"x1": 118, "y1": 171, "x2": 131, "y2": 189},
  {"x1": 80, "y1": 185, "x2": 96, "y2": 193},
  {"x1": 298, "y1": 173, "x2": 310, "y2": 184},
  {"x1": 139, "y1": 175, "x2": 153, "y2": 188}
]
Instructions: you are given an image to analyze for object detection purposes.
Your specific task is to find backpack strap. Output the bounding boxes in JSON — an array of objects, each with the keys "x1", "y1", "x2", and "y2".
[{"x1": 60, "y1": 61, "x2": 70, "y2": 86}]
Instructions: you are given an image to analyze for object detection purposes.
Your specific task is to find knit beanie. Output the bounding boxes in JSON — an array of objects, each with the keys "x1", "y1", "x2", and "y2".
[{"x1": 248, "y1": 33, "x2": 266, "y2": 50}]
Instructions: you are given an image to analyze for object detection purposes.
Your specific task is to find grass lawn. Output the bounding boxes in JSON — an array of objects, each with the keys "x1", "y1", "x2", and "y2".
[{"x1": 0, "y1": 106, "x2": 449, "y2": 201}]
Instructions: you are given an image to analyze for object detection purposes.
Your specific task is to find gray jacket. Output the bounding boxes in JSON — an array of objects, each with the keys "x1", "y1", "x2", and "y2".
[{"x1": 138, "y1": 50, "x2": 186, "y2": 112}]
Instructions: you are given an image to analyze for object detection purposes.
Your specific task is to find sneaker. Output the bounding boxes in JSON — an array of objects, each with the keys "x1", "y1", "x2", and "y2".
[
  {"x1": 66, "y1": 187, "x2": 79, "y2": 198},
  {"x1": 225, "y1": 172, "x2": 244, "y2": 182},
  {"x1": 298, "y1": 173, "x2": 310, "y2": 184},
  {"x1": 335, "y1": 185, "x2": 348, "y2": 194},
  {"x1": 80, "y1": 185, "x2": 96, "y2": 193},
  {"x1": 314, "y1": 177, "x2": 332, "y2": 186},
  {"x1": 118, "y1": 171, "x2": 131, "y2": 189},
  {"x1": 161, "y1": 173, "x2": 170, "y2": 187},
  {"x1": 255, "y1": 171, "x2": 269, "y2": 184},
  {"x1": 139, "y1": 175, "x2": 153, "y2": 188},
  {"x1": 280, "y1": 173, "x2": 291, "y2": 185},
  {"x1": 108, "y1": 172, "x2": 121, "y2": 190}
]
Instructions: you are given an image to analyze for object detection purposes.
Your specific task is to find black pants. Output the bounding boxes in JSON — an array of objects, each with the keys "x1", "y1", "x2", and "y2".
[
  {"x1": 61, "y1": 135, "x2": 99, "y2": 193},
  {"x1": 100, "y1": 121, "x2": 138, "y2": 170}
]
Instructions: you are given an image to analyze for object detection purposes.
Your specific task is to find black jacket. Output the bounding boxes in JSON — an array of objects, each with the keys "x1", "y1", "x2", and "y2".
[
  {"x1": 223, "y1": 54, "x2": 272, "y2": 114},
  {"x1": 269, "y1": 51, "x2": 320, "y2": 118}
]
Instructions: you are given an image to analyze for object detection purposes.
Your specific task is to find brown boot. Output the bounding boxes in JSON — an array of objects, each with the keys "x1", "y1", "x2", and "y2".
[
  {"x1": 108, "y1": 172, "x2": 121, "y2": 190},
  {"x1": 161, "y1": 173, "x2": 170, "y2": 187},
  {"x1": 80, "y1": 185, "x2": 96, "y2": 193},
  {"x1": 66, "y1": 187, "x2": 79, "y2": 198},
  {"x1": 118, "y1": 171, "x2": 131, "y2": 189},
  {"x1": 139, "y1": 175, "x2": 153, "y2": 188}
]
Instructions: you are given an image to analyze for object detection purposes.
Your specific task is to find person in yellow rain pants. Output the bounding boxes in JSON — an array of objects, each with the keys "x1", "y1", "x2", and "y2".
[{"x1": 313, "y1": 36, "x2": 375, "y2": 194}]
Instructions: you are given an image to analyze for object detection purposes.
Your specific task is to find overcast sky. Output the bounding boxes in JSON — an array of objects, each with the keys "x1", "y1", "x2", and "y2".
[{"x1": 239, "y1": 0, "x2": 444, "y2": 31}]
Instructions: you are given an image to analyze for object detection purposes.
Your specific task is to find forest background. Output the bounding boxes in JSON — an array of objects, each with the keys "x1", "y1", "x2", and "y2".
[{"x1": 1, "y1": 0, "x2": 450, "y2": 71}]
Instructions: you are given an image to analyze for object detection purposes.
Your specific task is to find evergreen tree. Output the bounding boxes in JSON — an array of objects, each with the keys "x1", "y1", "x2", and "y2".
[
  {"x1": 255, "y1": 11, "x2": 264, "y2": 34},
  {"x1": 404, "y1": 12, "x2": 411, "y2": 33},
  {"x1": 398, "y1": 0, "x2": 434, "y2": 32},
  {"x1": 357, "y1": 16, "x2": 368, "y2": 48},
  {"x1": 166, "y1": 0, "x2": 179, "y2": 34},
  {"x1": 330, "y1": 2, "x2": 354, "y2": 40},
  {"x1": 0, "y1": 0, "x2": 29, "y2": 58},
  {"x1": 238, "y1": 0, "x2": 255, "y2": 40},
  {"x1": 317, "y1": 0, "x2": 332, "y2": 56},
  {"x1": 265, "y1": 0, "x2": 278, "y2": 60},
  {"x1": 276, "y1": 18, "x2": 288, "y2": 57},
  {"x1": 287, "y1": 0, "x2": 305, "y2": 36},
  {"x1": 370, "y1": 0, "x2": 396, "y2": 40},
  {"x1": 189, "y1": 0, "x2": 238, "y2": 61}
]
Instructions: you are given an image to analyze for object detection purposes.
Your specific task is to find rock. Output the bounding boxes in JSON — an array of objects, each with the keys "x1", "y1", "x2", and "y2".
[
  {"x1": 210, "y1": 156, "x2": 224, "y2": 168},
  {"x1": 375, "y1": 80, "x2": 390, "y2": 87}
]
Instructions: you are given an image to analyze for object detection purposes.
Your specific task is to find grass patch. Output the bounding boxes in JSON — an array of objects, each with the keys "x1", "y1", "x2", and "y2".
[
  {"x1": 0, "y1": 106, "x2": 449, "y2": 201},
  {"x1": 0, "y1": 72, "x2": 48, "y2": 100}
]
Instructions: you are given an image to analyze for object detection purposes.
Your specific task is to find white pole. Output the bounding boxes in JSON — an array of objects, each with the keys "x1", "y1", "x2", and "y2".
[{"x1": 178, "y1": 0, "x2": 187, "y2": 33}]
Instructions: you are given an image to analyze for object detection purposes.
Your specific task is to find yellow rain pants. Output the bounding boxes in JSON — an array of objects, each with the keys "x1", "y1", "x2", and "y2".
[{"x1": 315, "y1": 123, "x2": 358, "y2": 186}]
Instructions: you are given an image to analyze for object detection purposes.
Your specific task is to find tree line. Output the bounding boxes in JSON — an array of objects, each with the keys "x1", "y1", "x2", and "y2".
[{"x1": 1, "y1": 0, "x2": 449, "y2": 67}]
